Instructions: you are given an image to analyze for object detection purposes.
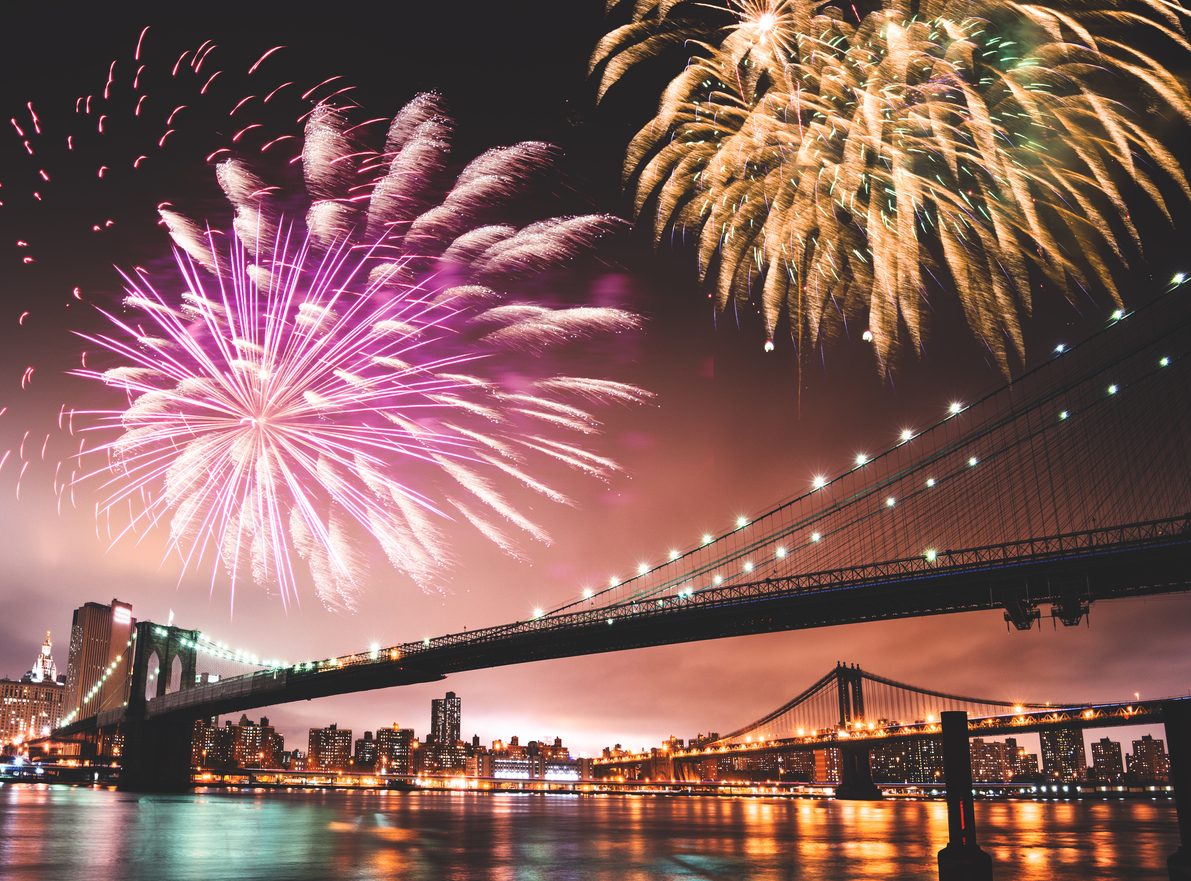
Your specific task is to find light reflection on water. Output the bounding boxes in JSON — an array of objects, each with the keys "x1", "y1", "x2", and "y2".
[{"x1": 0, "y1": 785, "x2": 1179, "y2": 880}]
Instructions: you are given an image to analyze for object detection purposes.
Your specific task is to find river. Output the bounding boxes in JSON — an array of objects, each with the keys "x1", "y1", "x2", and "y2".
[{"x1": 0, "y1": 785, "x2": 1179, "y2": 880}]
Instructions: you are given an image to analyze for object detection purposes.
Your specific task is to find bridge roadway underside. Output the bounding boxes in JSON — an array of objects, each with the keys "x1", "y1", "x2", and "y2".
[
  {"x1": 396, "y1": 535, "x2": 1191, "y2": 678},
  {"x1": 66, "y1": 533, "x2": 1191, "y2": 736}
]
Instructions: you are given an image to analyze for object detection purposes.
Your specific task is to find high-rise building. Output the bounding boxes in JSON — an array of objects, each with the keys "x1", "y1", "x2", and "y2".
[
  {"x1": 232, "y1": 715, "x2": 279, "y2": 768},
  {"x1": 431, "y1": 692, "x2": 461, "y2": 745},
  {"x1": 1127, "y1": 735, "x2": 1170, "y2": 783},
  {"x1": 1091, "y1": 737, "x2": 1125, "y2": 783},
  {"x1": 969, "y1": 738, "x2": 1011, "y2": 783},
  {"x1": 430, "y1": 691, "x2": 464, "y2": 771},
  {"x1": 0, "y1": 631, "x2": 65, "y2": 747},
  {"x1": 309, "y1": 723, "x2": 353, "y2": 771},
  {"x1": 376, "y1": 724, "x2": 416, "y2": 775},
  {"x1": 192, "y1": 718, "x2": 236, "y2": 768},
  {"x1": 63, "y1": 600, "x2": 135, "y2": 723},
  {"x1": 1, "y1": 675, "x2": 64, "y2": 746},
  {"x1": 1040, "y1": 727, "x2": 1087, "y2": 781}
]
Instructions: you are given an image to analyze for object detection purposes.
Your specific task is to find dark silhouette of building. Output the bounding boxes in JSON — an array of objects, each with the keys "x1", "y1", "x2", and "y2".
[
  {"x1": 354, "y1": 731, "x2": 377, "y2": 769},
  {"x1": 309, "y1": 723, "x2": 352, "y2": 771},
  {"x1": 63, "y1": 600, "x2": 135, "y2": 723},
  {"x1": 1040, "y1": 727, "x2": 1087, "y2": 781},
  {"x1": 1091, "y1": 737, "x2": 1125, "y2": 783}
]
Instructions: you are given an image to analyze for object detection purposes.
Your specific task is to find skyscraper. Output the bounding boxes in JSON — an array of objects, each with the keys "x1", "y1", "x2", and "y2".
[
  {"x1": 430, "y1": 691, "x2": 464, "y2": 771},
  {"x1": 431, "y1": 691, "x2": 461, "y2": 746},
  {"x1": 1039, "y1": 727, "x2": 1087, "y2": 781},
  {"x1": 63, "y1": 600, "x2": 135, "y2": 722}
]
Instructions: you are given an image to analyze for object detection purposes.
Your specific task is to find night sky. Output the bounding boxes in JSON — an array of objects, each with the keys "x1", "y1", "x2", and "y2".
[{"x1": 2, "y1": 2, "x2": 1188, "y2": 757}]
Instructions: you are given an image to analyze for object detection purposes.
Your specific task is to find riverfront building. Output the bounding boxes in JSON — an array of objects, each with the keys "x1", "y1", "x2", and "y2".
[
  {"x1": 1127, "y1": 735, "x2": 1170, "y2": 783},
  {"x1": 1091, "y1": 737, "x2": 1125, "y2": 783},
  {"x1": 63, "y1": 600, "x2": 135, "y2": 723},
  {"x1": 376, "y1": 724, "x2": 417, "y2": 775},
  {"x1": 309, "y1": 723, "x2": 353, "y2": 771},
  {"x1": 1040, "y1": 727, "x2": 1087, "y2": 781},
  {"x1": 429, "y1": 692, "x2": 464, "y2": 771},
  {"x1": 0, "y1": 633, "x2": 65, "y2": 748}
]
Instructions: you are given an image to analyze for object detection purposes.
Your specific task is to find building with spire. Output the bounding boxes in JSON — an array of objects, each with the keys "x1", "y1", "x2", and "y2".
[
  {"x1": 28, "y1": 633, "x2": 58, "y2": 684},
  {"x1": 1, "y1": 631, "x2": 65, "y2": 747}
]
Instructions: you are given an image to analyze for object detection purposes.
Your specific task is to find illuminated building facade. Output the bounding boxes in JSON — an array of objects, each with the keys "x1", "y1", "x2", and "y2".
[
  {"x1": 192, "y1": 718, "x2": 235, "y2": 768},
  {"x1": 29, "y1": 633, "x2": 58, "y2": 684},
  {"x1": 376, "y1": 724, "x2": 416, "y2": 775},
  {"x1": 1040, "y1": 727, "x2": 1087, "y2": 781},
  {"x1": 429, "y1": 691, "x2": 464, "y2": 771},
  {"x1": 1, "y1": 632, "x2": 66, "y2": 747},
  {"x1": 1091, "y1": 737, "x2": 1125, "y2": 783},
  {"x1": 870, "y1": 738, "x2": 945, "y2": 784},
  {"x1": 1127, "y1": 735, "x2": 1170, "y2": 783},
  {"x1": 309, "y1": 723, "x2": 353, "y2": 771},
  {"x1": 63, "y1": 600, "x2": 135, "y2": 722},
  {"x1": 191, "y1": 715, "x2": 282, "y2": 769},
  {"x1": 233, "y1": 715, "x2": 281, "y2": 768},
  {"x1": 965, "y1": 737, "x2": 1037, "y2": 783},
  {"x1": 0, "y1": 676, "x2": 64, "y2": 747}
]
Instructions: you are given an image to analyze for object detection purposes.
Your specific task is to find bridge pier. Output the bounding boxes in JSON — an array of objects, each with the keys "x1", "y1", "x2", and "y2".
[
  {"x1": 1165, "y1": 699, "x2": 1191, "y2": 879},
  {"x1": 834, "y1": 743, "x2": 882, "y2": 800},
  {"x1": 118, "y1": 713, "x2": 196, "y2": 792},
  {"x1": 937, "y1": 711, "x2": 993, "y2": 881},
  {"x1": 116, "y1": 621, "x2": 200, "y2": 792}
]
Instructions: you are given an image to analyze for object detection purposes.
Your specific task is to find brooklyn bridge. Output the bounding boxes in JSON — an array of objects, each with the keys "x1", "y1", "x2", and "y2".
[{"x1": 43, "y1": 284, "x2": 1191, "y2": 876}]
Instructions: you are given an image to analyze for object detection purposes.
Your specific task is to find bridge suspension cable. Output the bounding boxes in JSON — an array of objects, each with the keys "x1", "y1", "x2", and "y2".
[
  {"x1": 535, "y1": 284, "x2": 1191, "y2": 621},
  {"x1": 717, "y1": 664, "x2": 1068, "y2": 744}
]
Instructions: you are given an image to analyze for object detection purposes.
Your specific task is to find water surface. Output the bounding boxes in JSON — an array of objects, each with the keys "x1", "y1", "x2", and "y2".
[{"x1": 0, "y1": 785, "x2": 1178, "y2": 880}]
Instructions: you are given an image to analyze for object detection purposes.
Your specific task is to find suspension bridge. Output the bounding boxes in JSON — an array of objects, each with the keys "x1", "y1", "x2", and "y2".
[
  {"x1": 50, "y1": 283, "x2": 1191, "y2": 791},
  {"x1": 594, "y1": 662, "x2": 1170, "y2": 794}
]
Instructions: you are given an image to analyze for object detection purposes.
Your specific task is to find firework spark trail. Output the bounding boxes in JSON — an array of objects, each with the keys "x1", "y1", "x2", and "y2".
[
  {"x1": 592, "y1": 0, "x2": 1191, "y2": 374},
  {"x1": 74, "y1": 95, "x2": 650, "y2": 612}
]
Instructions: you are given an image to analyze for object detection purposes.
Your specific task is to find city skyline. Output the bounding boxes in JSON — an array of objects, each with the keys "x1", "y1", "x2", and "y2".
[{"x1": 2, "y1": 3, "x2": 1190, "y2": 762}]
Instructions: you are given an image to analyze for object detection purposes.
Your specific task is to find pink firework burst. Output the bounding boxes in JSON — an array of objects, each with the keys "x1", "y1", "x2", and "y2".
[{"x1": 75, "y1": 94, "x2": 650, "y2": 612}]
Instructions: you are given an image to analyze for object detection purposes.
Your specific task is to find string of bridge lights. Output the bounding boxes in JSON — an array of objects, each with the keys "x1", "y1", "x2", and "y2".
[
  {"x1": 535, "y1": 295, "x2": 1180, "y2": 624},
  {"x1": 59, "y1": 636, "x2": 135, "y2": 727}
]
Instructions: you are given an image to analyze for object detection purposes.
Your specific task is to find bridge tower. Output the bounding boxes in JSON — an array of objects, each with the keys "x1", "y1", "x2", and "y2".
[
  {"x1": 118, "y1": 621, "x2": 202, "y2": 791},
  {"x1": 836, "y1": 663, "x2": 865, "y2": 729},
  {"x1": 834, "y1": 664, "x2": 881, "y2": 800}
]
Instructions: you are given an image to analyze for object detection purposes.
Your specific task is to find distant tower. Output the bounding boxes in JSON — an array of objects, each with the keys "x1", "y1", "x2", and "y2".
[
  {"x1": 63, "y1": 599, "x2": 136, "y2": 721},
  {"x1": 29, "y1": 632, "x2": 57, "y2": 683}
]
